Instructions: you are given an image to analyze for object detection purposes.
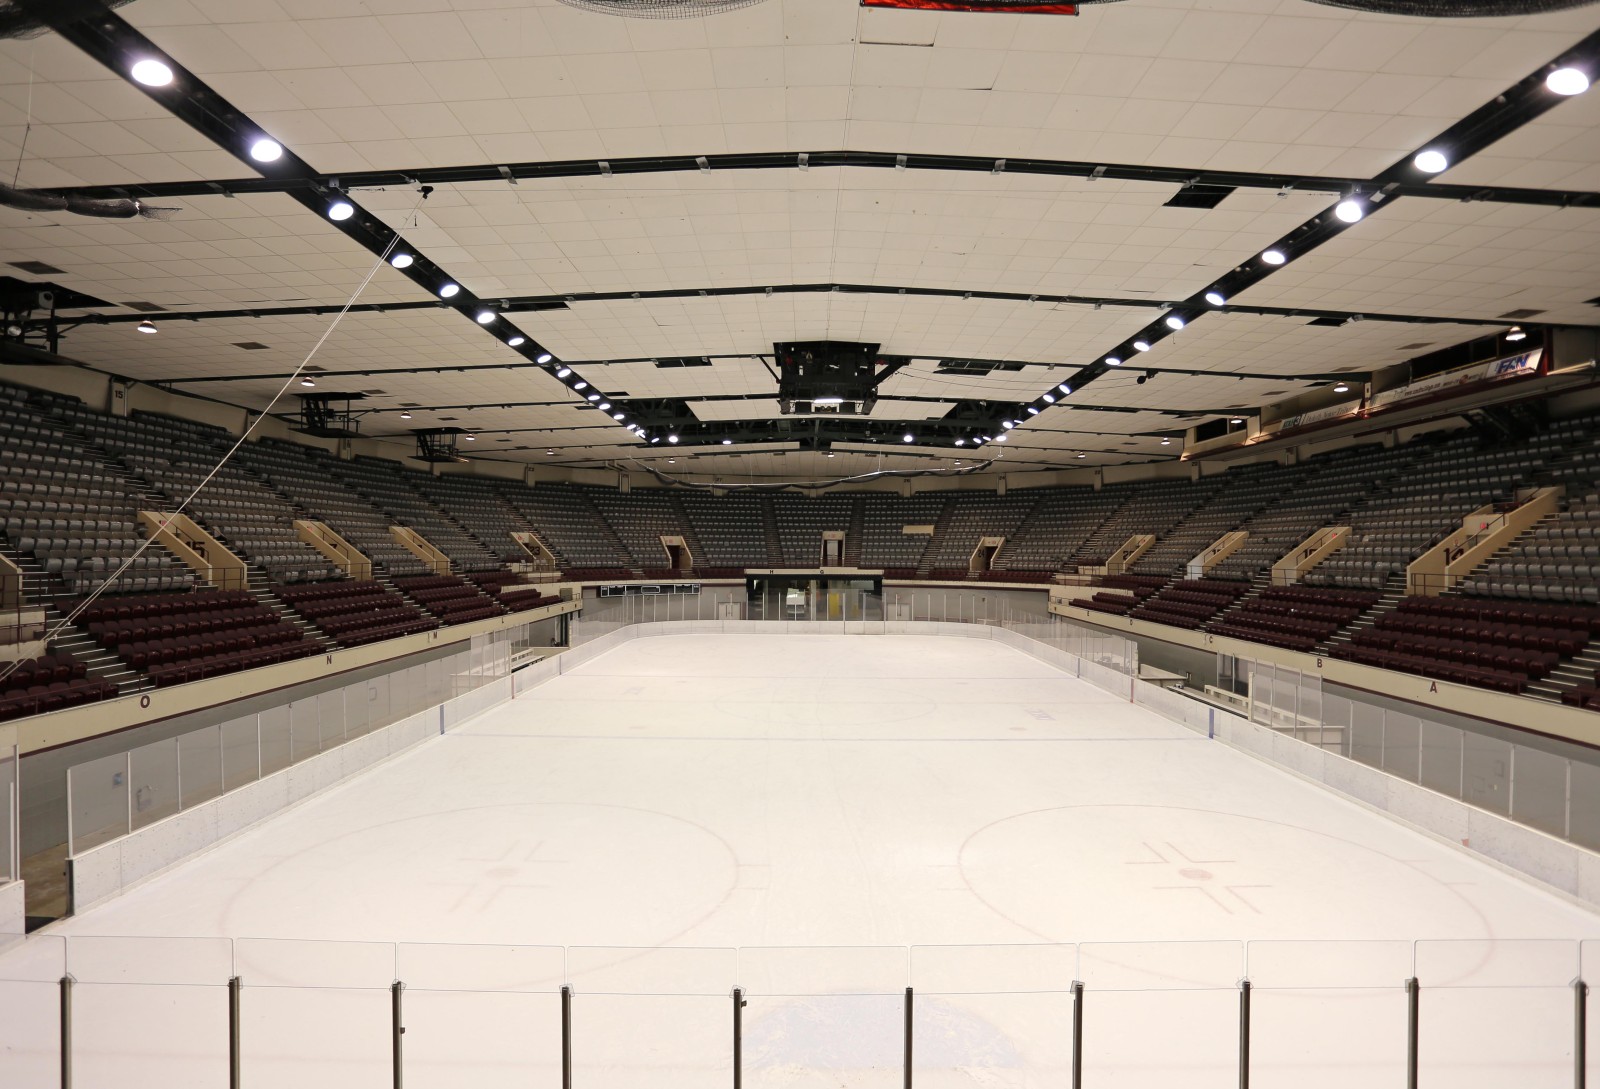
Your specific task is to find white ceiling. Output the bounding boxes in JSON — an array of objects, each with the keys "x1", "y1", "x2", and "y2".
[{"x1": 0, "y1": 0, "x2": 1596, "y2": 482}]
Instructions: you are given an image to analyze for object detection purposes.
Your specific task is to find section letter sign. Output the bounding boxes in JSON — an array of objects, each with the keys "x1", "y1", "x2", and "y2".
[{"x1": 862, "y1": 0, "x2": 1078, "y2": 12}]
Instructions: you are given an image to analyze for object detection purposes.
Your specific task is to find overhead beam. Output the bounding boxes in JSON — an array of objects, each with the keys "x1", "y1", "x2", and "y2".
[{"x1": 45, "y1": 148, "x2": 1600, "y2": 210}]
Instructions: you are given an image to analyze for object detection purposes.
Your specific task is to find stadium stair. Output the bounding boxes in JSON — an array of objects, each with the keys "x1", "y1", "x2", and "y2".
[
  {"x1": 916, "y1": 499, "x2": 959, "y2": 578},
  {"x1": 845, "y1": 497, "x2": 865, "y2": 568},
  {"x1": 248, "y1": 567, "x2": 337, "y2": 651},
  {"x1": 1318, "y1": 573, "x2": 1406, "y2": 653}
]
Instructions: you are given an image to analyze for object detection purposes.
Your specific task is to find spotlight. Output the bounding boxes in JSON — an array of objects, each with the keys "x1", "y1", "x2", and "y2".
[
  {"x1": 586, "y1": 393, "x2": 600, "y2": 401},
  {"x1": 300, "y1": 377, "x2": 315, "y2": 387},
  {"x1": 1204, "y1": 291, "x2": 1225, "y2": 307},
  {"x1": 1231, "y1": 417, "x2": 1244, "y2": 424},
  {"x1": 1333, "y1": 383, "x2": 1349, "y2": 394},
  {"x1": 651, "y1": 437, "x2": 660, "y2": 444},
  {"x1": 536, "y1": 353, "x2": 553, "y2": 364},
  {"x1": 668, "y1": 434, "x2": 679, "y2": 444},
  {"x1": 475, "y1": 309, "x2": 496, "y2": 325},
  {"x1": 955, "y1": 439, "x2": 966, "y2": 446},
  {"x1": 399, "y1": 411, "x2": 412, "y2": 419},
  {"x1": 1106, "y1": 356, "x2": 1121, "y2": 366},
  {"x1": 1165, "y1": 314, "x2": 1185, "y2": 330},
  {"x1": 1506, "y1": 326, "x2": 1527, "y2": 342},
  {"x1": 1334, "y1": 198, "x2": 1364, "y2": 223},
  {"x1": 722, "y1": 438, "x2": 733, "y2": 445},
  {"x1": 599, "y1": 402, "x2": 611, "y2": 411},
  {"x1": 1027, "y1": 406, "x2": 1040, "y2": 415},
  {"x1": 1261, "y1": 249, "x2": 1287, "y2": 265},
  {"x1": 1001, "y1": 420, "x2": 1014, "y2": 430},
  {"x1": 327, "y1": 200, "x2": 354, "y2": 222},
  {"x1": 1413, "y1": 149, "x2": 1448, "y2": 174},
  {"x1": 130, "y1": 59, "x2": 173, "y2": 87},
  {"x1": 1160, "y1": 437, "x2": 1171, "y2": 445},
  {"x1": 1059, "y1": 384, "x2": 1071, "y2": 394},
  {"x1": 995, "y1": 434, "x2": 1008, "y2": 443},
  {"x1": 1547, "y1": 67, "x2": 1590, "y2": 96},
  {"x1": 389, "y1": 253, "x2": 414, "y2": 269},
  {"x1": 507, "y1": 336, "x2": 525, "y2": 347},
  {"x1": 615, "y1": 413, "x2": 626, "y2": 421},
  {"x1": 1136, "y1": 374, "x2": 1147, "y2": 385},
  {"x1": 438, "y1": 283, "x2": 460, "y2": 298},
  {"x1": 1042, "y1": 393, "x2": 1055, "y2": 403},
  {"x1": 1133, "y1": 340, "x2": 1150, "y2": 352},
  {"x1": 556, "y1": 367, "x2": 573, "y2": 378},
  {"x1": 573, "y1": 381, "x2": 588, "y2": 390},
  {"x1": 136, "y1": 320, "x2": 158, "y2": 334},
  {"x1": 464, "y1": 433, "x2": 476, "y2": 441},
  {"x1": 248, "y1": 137, "x2": 283, "y2": 163},
  {"x1": 903, "y1": 433, "x2": 914, "y2": 442}
]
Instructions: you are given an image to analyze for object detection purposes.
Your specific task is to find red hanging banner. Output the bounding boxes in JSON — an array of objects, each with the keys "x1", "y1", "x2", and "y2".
[{"x1": 861, "y1": 0, "x2": 1078, "y2": 12}]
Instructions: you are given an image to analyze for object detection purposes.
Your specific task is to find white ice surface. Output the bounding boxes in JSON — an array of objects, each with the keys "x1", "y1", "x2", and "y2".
[{"x1": 8, "y1": 634, "x2": 1600, "y2": 1089}]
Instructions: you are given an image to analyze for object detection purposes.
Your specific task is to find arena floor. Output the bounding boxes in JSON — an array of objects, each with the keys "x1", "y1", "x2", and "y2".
[{"x1": 5, "y1": 633, "x2": 1599, "y2": 1088}]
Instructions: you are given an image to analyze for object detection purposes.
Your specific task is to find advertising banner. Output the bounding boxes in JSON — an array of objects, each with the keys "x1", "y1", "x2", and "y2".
[
  {"x1": 862, "y1": 0, "x2": 1078, "y2": 12},
  {"x1": 1369, "y1": 348, "x2": 1541, "y2": 411}
]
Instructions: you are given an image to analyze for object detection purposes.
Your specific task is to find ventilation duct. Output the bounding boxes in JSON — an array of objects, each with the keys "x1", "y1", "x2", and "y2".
[{"x1": 1304, "y1": 0, "x2": 1591, "y2": 14}]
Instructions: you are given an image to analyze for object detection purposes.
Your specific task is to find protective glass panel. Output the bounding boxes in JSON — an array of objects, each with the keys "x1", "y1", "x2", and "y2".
[
  {"x1": 1419, "y1": 719, "x2": 1463, "y2": 798},
  {"x1": 1078, "y1": 942, "x2": 1242, "y2": 1089},
  {"x1": 68, "y1": 750, "x2": 130, "y2": 854},
  {"x1": 1510, "y1": 745, "x2": 1568, "y2": 839},
  {"x1": 399, "y1": 943, "x2": 564, "y2": 1089},
  {"x1": 1570, "y1": 760, "x2": 1600, "y2": 852},
  {"x1": 176, "y1": 724, "x2": 223, "y2": 810},
  {"x1": 1462, "y1": 733, "x2": 1512, "y2": 816},
  {"x1": 0, "y1": 732, "x2": 15, "y2": 885},
  {"x1": 258, "y1": 705, "x2": 292, "y2": 777},
  {"x1": 368, "y1": 677, "x2": 392, "y2": 732},
  {"x1": 567, "y1": 947, "x2": 734, "y2": 1089},
  {"x1": 128, "y1": 737, "x2": 179, "y2": 830},
  {"x1": 910, "y1": 945, "x2": 1077, "y2": 1089},
  {"x1": 289, "y1": 697, "x2": 320, "y2": 765},
  {"x1": 69, "y1": 936, "x2": 231, "y2": 1088},
  {"x1": 1250, "y1": 664, "x2": 1273, "y2": 726},
  {"x1": 1349, "y1": 703, "x2": 1384, "y2": 769},
  {"x1": 219, "y1": 714, "x2": 259, "y2": 792},
  {"x1": 1246, "y1": 940, "x2": 1411, "y2": 1089},
  {"x1": 234, "y1": 938, "x2": 395, "y2": 1089},
  {"x1": 1322, "y1": 694, "x2": 1352, "y2": 757},
  {"x1": 1381, "y1": 712, "x2": 1420, "y2": 784},
  {"x1": 1415, "y1": 940, "x2": 1576, "y2": 1089},
  {"x1": 740, "y1": 947, "x2": 906, "y2": 1089},
  {"x1": 0, "y1": 936, "x2": 66, "y2": 1084},
  {"x1": 317, "y1": 688, "x2": 345, "y2": 750},
  {"x1": 343, "y1": 681, "x2": 371, "y2": 739}
]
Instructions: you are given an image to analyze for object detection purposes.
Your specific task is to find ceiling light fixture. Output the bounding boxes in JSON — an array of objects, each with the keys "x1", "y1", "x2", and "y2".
[
  {"x1": 1231, "y1": 417, "x2": 1244, "y2": 424},
  {"x1": 598, "y1": 402, "x2": 611, "y2": 411},
  {"x1": 1506, "y1": 326, "x2": 1527, "y2": 342},
  {"x1": 475, "y1": 309, "x2": 496, "y2": 325},
  {"x1": 1413, "y1": 149, "x2": 1448, "y2": 174},
  {"x1": 1160, "y1": 437, "x2": 1171, "y2": 445},
  {"x1": 903, "y1": 433, "x2": 914, "y2": 442},
  {"x1": 1547, "y1": 67, "x2": 1590, "y2": 96},
  {"x1": 826, "y1": 451, "x2": 836, "y2": 458},
  {"x1": 1261, "y1": 249, "x2": 1287, "y2": 266},
  {"x1": 1204, "y1": 291, "x2": 1225, "y2": 307},
  {"x1": 248, "y1": 138, "x2": 283, "y2": 163},
  {"x1": 399, "y1": 411, "x2": 412, "y2": 419},
  {"x1": 507, "y1": 336, "x2": 525, "y2": 347},
  {"x1": 1075, "y1": 452, "x2": 1086, "y2": 458},
  {"x1": 1165, "y1": 314, "x2": 1185, "y2": 330},
  {"x1": 1042, "y1": 393, "x2": 1055, "y2": 403},
  {"x1": 586, "y1": 393, "x2": 600, "y2": 401},
  {"x1": 1059, "y1": 383, "x2": 1071, "y2": 394},
  {"x1": 1027, "y1": 406, "x2": 1040, "y2": 415},
  {"x1": 438, "y1": 283, "x2": 460, "y2": 298},
  {"x1": 995, "y1": 434, "x2": 1008, "y2": 443},
  {"x1": 955, "y1": 439, "x2": 965, "y2": 446},
  {"x1": 1334, "y1": 383, "x2": 1350, "y2": 394},
  {"x1": 536, "y1": 352, "x2": 553, "y2": 364},
  {"x1": 1105, "y1": 356, "x2": 1121, "y2": 367},
  {"x1": 1133, "y1": 340, "x2": 1151, "y2": 352},
  {"x1": 667, "y1": 434, "x2": 679, "y2": 444},
  {"x1": 130, "y1": 58, "x2": 173, "y2": 87},
  {"x1": 136, "y1": 320, "x2": 157, "y2": 334},
  {"x1": 573, "y1": 381, "x2": 588, "y2": 390},
  {"x1": 300, "y1": 377, "x2": 315, "y2": 387},
  {"x1": 614, "y1": 413, "x2": 626, "y2": 421},
  {"x1": 1334, "y1": 198, "x2": 1364, "y2": 223},
  {"x1": 556, "y1": 367, "x2": 572, "y2": 378},
  {"x1": 1001, "y1": 420, "x2": 1014, "y2": 429},
  {"x1": 722, "y1": 438, "x2": 733, "y2": 445},
  {"x1": 464, "y1": 433, "x2": 476, "y2": 441},
  {"x1": 389, "y1": 253, "x2": 413, "y2": 269},
  {"x1": 327, "y1": 200, "x2": 354, "y2": 222}
]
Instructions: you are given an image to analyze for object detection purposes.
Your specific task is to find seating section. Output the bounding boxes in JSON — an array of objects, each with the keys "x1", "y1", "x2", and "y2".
[
  {"x1": 1000, "y1": 489, "x2": 1123, "y2": 573},
  {"x1": 1130, "y1": 579, "x2": 1250, "y2": 629},
  {"x1": 1078, "y1": 574, "x2": 1166, "y2": 617},
  {"x1": 275, "y1": 581, "x2": 439, "y2": 647},
  {"x1": 72, "y1": 589, "x2": 319, "y2": 687},
  {"x1": 235, "y1": 440, "x2": 430, "y2": 576},
  {"x1": 499, "y1": 482, "x2": 632, "y2": 573},
  {"x1": 414, "y1": 475, "x2": 541, "y2": 565},
  {"x1": 0, "y1": 388, "x2": 195, "y2": 594},
  {"x1": 465, "y1": 571, "x2": 563, "y2": 613},
  {"x1": 0, "y1": 652, "x2": 115, "y2": 721},
  {"x1": 1207, "y1": 586, "x2": 1378, "y2": 653},
  {"x1": 1331, "y1": 596, "x2": 1599, "y2": 695},
  {"x1": 392, "y1": 574, "x2": 508, "y2": 625},
  {"x1": 324, "y1": 457, "x2": 500, "y2": 572},
  {"x1": 771, "y1": 494, "x2": 854, "y2": 566},
  {"x1": 591, "y1": 490, "x2": 693, "y2": 569},
  {"x1": 1131, "y1": 463, "x2": 1302, "y2": 578},
  {"x1": 1067, "y1": 479, "x2": 1219, "y2": 570},
  {"x1": 677, "y1": 492, "x2": 770, "y2": 571},
  {"x1": 858, "y1": 494, "x2": 944, "y2": 571},
  {"x1": 923, "y1": 494, "x2": 1038, "y2": 571},
  {"x1": 1307, "y1": 432, "x2": 1545, "y2": 590}
]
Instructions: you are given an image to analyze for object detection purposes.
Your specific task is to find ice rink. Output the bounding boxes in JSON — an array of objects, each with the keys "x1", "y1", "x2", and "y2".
[{"x1": 5, "y1": 632, "x2": 1600, "y2": 1087}]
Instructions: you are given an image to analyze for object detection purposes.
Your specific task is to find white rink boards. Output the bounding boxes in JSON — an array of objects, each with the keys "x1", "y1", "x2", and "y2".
[{"x1": 5, "y1": 633, "x2": 1600, "y2": 1089}]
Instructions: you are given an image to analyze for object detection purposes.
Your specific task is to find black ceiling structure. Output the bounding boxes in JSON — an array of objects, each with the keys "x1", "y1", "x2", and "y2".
[{"x1": 9, "y1": 0, "x2": 1600, "y2": 465}]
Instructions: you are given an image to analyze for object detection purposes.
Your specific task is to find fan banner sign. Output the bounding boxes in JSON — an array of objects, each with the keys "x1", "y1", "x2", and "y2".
[
  {"x1": 1369, "y1": 348, "x2": 1541, "y2": 411},
  {"x1": 861, "y1": 0, "x2": 1078, "y2": 13}
]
